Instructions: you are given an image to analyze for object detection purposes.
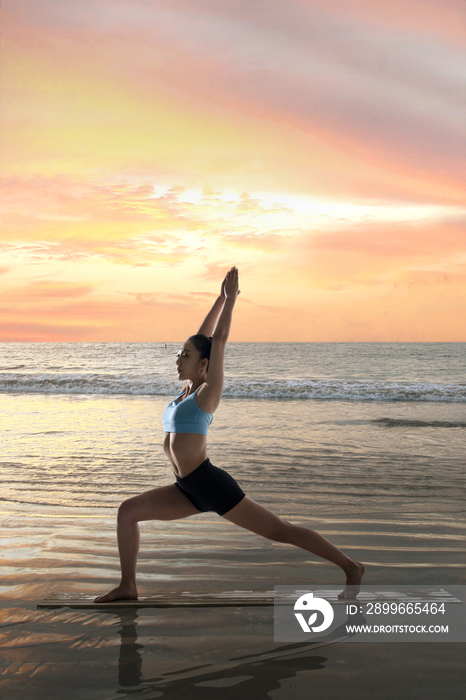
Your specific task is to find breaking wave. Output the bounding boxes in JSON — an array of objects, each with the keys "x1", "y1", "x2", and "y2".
[{"x1": 0, "y1": 372, "x2": 465, "y2": 403}]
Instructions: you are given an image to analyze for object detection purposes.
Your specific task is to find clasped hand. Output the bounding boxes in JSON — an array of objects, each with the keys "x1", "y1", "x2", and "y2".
[{"x1": 221, "y1": 266, "x2": 240, "y2": 299}]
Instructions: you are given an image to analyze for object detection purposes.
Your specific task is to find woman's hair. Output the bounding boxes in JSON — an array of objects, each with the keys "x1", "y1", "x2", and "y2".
[{"x1": 187, "y1": 334, "x2": 212, "y2": 369}]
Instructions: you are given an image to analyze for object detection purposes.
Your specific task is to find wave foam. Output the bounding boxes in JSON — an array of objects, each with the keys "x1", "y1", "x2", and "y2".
[{"x1": 0, "y1": 373, "x2": 464, "y2": 403}]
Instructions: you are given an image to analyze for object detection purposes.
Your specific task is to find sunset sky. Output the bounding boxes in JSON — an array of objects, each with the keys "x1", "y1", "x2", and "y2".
[{"x1": 1, "y1": 0, "x2": 465, "y2": 341}]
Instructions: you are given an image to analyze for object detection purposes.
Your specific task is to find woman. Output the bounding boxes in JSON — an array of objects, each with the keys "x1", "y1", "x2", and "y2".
[{"x1": 94, "y1": 267, "x2": 365, "y2": 603}]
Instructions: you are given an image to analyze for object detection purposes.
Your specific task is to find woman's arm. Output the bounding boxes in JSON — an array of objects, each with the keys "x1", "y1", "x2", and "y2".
[
  {"x1": 212, "y1": 267, "x2": 239, "y2": 342},
  {"x1": 196, "y1": 274, "x2": 227, "y2": 337},
  {"x1": 196, "y1": 267, "x2": 240, "y2": 413},
  {"x1": 197, "y1": 296, "x2": 224, "y2": 337}
]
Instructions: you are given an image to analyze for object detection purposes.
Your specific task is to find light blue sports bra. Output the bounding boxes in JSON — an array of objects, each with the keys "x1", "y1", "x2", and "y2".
[{"x1": 162, "y1": 387, "x2": 213, "y2": 436}]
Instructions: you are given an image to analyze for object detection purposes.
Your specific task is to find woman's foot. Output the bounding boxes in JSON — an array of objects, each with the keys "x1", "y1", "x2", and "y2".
[
  {"x1": 338, "y1": 561, "x2": 365, "y2": 599},
  {"x1": 93, "y1": 584, "x2": 138, "y2": 603}
]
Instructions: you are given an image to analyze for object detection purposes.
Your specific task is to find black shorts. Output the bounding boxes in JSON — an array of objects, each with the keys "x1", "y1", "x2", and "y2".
[{"x1": 174, "y1": 458, "x2": 246, "y2": 516}]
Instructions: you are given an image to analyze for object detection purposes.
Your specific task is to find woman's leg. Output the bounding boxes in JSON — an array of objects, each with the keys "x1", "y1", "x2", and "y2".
[
  {"x1": 222, "y1": 496, "x2": 365, "y2": 598},
  {"x1": 94, "y1": 484, "x2": 201, "y2": 602}
]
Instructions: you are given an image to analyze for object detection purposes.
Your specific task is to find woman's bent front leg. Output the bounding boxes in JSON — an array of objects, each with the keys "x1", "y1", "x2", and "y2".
[{"x1": 94, "y1": 484, "x2": 202, "y2": 602}]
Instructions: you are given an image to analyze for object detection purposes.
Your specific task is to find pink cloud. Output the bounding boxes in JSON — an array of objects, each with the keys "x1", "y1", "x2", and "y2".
[
  {"x1": 0, "y1": 321, "x2": 100, "y2": 342},
  {"x1": 310, "y1": 217, "x2": 466, "y2": 258}
]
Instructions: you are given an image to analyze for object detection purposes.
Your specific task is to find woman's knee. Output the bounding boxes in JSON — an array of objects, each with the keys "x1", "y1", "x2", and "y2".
[
  {"x1": 266, "y1": 519, "x2": 295, "y2": 543},
  {"x1": 117, "y1": 497, "x2": 139, "y2": 525}
]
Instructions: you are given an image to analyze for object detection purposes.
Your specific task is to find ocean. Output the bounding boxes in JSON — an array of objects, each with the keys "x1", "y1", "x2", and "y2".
[{"x1": 1, "y1": 342, "x2": 465, "y2": 698}]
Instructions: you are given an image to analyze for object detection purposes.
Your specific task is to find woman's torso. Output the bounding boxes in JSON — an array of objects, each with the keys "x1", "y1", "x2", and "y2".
[
  {"x1": 163, "y1": 432, "x2": 208, "y2": 478},
  {"x1": 163, "y1": 386, "x2": 213, "y2": 478}
]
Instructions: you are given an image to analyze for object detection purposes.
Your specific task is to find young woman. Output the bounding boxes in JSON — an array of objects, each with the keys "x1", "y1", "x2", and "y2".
[{"x1": 94, "y1": 267, "x2": 365, "y2": 603}]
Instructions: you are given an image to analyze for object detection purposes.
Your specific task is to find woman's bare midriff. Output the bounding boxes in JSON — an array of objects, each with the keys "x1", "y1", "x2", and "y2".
[{"x1": 163, "y1": 432, "x2": 208, "y2": 478}]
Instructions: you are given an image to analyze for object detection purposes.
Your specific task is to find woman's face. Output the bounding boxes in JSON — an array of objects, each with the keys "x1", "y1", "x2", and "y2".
[{"x1": 175, "y1": 341, "x2": 206, "y2": 380}]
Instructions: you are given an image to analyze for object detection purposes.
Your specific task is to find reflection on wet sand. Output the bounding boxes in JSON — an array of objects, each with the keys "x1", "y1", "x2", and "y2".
[
  {"x1": 116, "y1": 609, "x2": 144, "y2": 688},
  {"x1": 113, "y1": 606, "x2": 328, "y2": 697}
]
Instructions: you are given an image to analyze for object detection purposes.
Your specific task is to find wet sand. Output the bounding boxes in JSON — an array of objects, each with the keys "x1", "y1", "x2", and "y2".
[
  {"x1": 2, "y1": 596, "x2": 465, "y2": 700},
  {"x1": 2, "y1": 504, "x2": 465, "y2": 698}
]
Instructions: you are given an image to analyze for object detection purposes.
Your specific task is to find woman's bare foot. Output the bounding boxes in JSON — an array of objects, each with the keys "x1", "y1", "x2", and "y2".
[
  {"x1": 93, "y1": 584, "x2": 138, "y2": 603},
  {"x1": 338, "y1": 561, "x2": 365, "y2": 599}
]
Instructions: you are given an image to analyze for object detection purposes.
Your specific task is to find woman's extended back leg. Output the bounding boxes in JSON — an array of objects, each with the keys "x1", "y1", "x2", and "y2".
[
  {"x1": 94, "y1": 484, "x2": 202, "y2": 603},
  {"x1": 222, "y1": 496, "x2": 365, "y2": 598}
]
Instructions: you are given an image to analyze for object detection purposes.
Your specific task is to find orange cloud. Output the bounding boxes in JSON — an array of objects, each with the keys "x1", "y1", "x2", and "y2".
[
  {"x1": 1, "y1": 281, "x2": 94, "y2": 301},
  {"x1": 310, "y1": 218, "x2": 466, "y2": 258}
]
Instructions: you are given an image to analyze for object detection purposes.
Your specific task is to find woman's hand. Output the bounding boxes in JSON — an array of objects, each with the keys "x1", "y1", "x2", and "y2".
[
  {"x1": 208, "y1": 266, "x2": 239, "y2": 344},
  {"x1": 220, "y1": 272, "x2": 228, "y2": 299},
  {"x1": 197, "y1": 268, "x2": 238, "y2": 336},
  {"x1": 223, "y1": 266, "x2": 240, "y2": 300}
]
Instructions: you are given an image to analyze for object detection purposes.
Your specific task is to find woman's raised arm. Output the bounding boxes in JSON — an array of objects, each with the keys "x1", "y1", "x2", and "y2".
[
  {"x1": 211, "y1": 267, "x2": 239, "y2": 343},
  {"x1": 196, "y1": 274, "x2": 227, "y2": 337},
  {"x1": 196, "y1": 267, "x2": 240, "y2": 413}
]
